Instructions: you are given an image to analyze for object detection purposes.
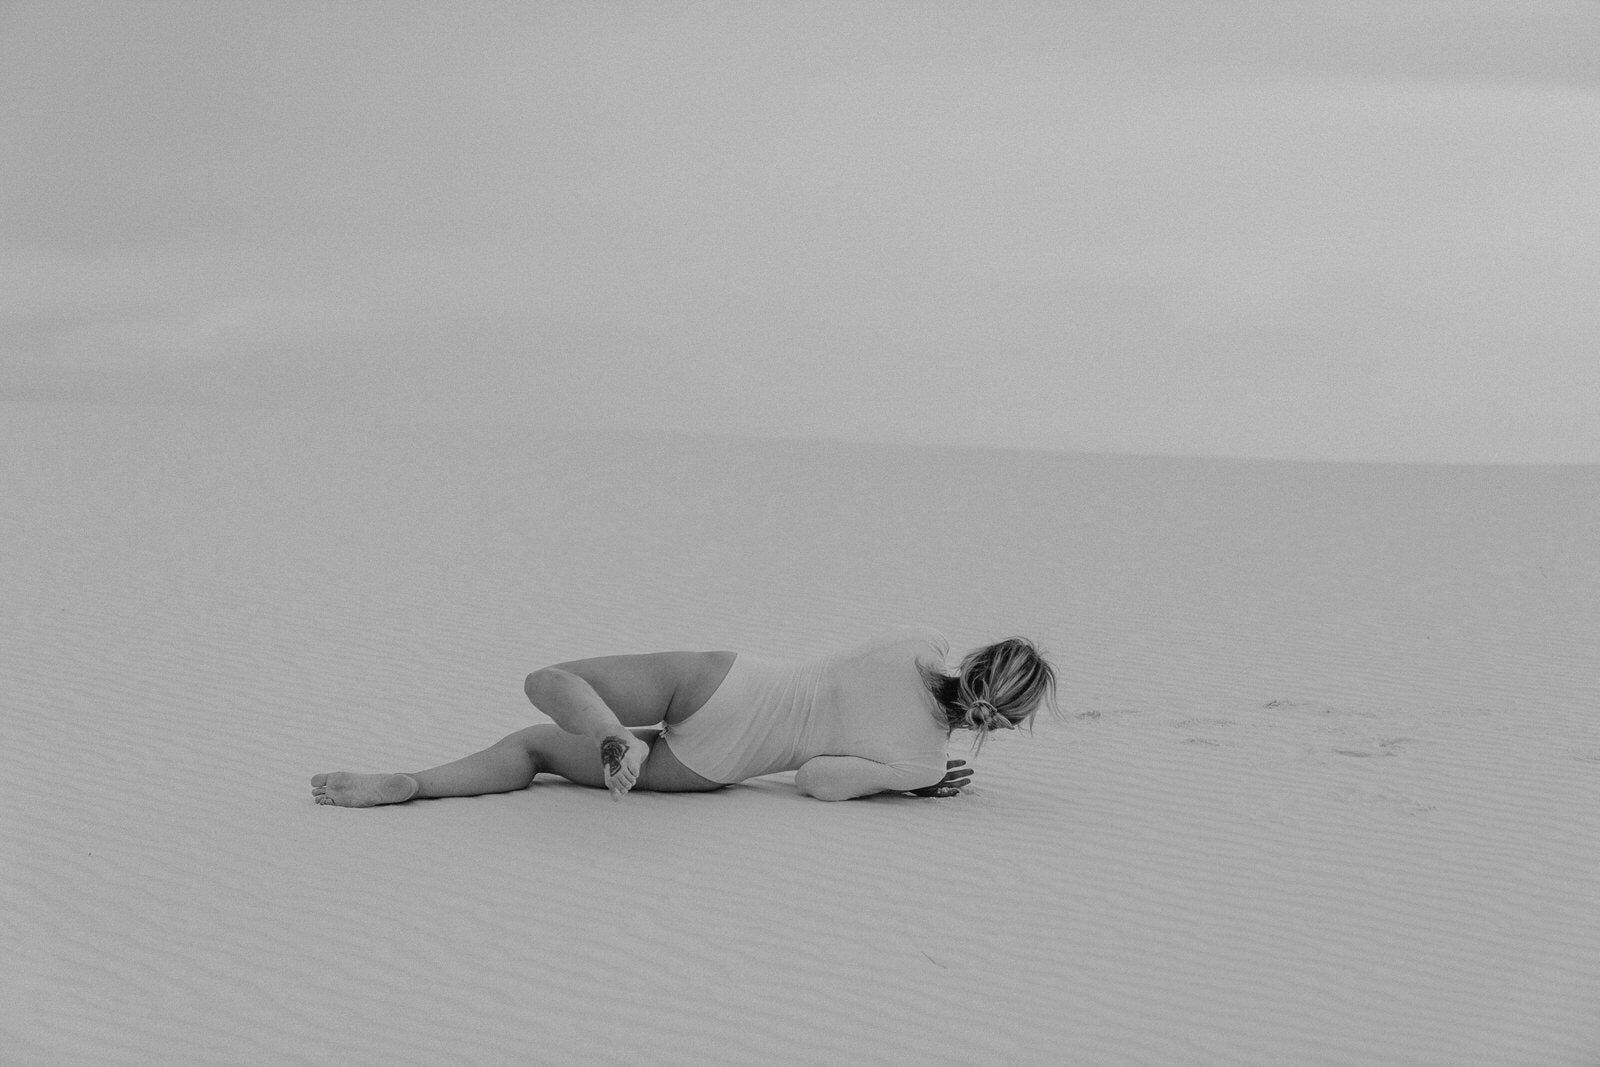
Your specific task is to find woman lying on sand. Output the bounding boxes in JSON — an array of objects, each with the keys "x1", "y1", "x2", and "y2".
[{"x1": 312, "y1": 626, "x2": 1056, "y2": 805}]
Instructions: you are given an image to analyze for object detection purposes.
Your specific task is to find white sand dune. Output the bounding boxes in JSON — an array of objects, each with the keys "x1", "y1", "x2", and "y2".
[{"x1": 4, "y1": 402, "x2": 1598, "y2": 1065}]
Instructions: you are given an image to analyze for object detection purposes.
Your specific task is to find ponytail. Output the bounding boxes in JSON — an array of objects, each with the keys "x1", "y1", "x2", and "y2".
[{"x1": 921, "y1": 635, "x2": 1058, "y2": 750}]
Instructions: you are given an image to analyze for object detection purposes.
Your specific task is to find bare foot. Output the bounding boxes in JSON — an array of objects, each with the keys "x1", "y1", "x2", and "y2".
[
  {"x1": 311, "y1": 771, "x2": 419, "y2": 807},
  {"x1": 599, "y1": 734, "x2": 651, "y2": 800}
]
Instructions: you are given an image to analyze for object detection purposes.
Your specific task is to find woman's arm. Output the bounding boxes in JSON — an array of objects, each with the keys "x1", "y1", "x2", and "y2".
[{"x1": 794, "y1": 755, "x2": 945, "y2": 801}]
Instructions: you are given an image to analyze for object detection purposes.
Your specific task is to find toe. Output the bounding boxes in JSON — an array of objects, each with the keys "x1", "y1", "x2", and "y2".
[{"x1": 311, "y1": 773, "x2": 327, "y2": 787}]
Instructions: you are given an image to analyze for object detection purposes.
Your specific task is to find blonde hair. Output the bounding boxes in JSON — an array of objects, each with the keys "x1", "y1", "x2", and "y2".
[{"x1": 920, "y1": 636, "x2": 1058, "y2": 750}]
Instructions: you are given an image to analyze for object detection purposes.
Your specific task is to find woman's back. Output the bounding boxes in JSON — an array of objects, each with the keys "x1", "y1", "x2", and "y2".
[
  {"x1": 820, "y1": 627, "x2": 951, "y2": 766},
  {"x1": 661, "y1": 626, "x2": 950, "y2": 784}
]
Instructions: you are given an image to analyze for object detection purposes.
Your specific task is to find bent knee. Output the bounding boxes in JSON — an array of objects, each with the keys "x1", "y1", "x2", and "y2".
[{"x1": 524, "y1": 669, "x2": 554, "y2": 701}]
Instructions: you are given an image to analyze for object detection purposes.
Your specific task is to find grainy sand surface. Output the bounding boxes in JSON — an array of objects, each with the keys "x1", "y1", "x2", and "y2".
[{"x1": 4, "y1": 403, "x2": 1598, "y2": 1065}]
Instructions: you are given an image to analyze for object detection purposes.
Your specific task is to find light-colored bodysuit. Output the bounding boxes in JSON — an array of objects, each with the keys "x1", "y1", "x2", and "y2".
[{"x1": 661, "y1": 626, "x2": 951, "y2": 789}]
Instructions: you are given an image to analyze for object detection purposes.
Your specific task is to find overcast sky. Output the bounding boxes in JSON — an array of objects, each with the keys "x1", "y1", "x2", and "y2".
[{"x1": 4, "y1": 1, "x2": 1598, "y2": 461}]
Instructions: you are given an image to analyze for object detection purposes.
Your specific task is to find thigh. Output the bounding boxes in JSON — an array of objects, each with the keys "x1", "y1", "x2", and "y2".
[
  {"x1": 525, "y1": 725, "x2": 724, "y2": 793},
  {"x1": 638, "y1": 736, "x2": 727, "y2": 792}
]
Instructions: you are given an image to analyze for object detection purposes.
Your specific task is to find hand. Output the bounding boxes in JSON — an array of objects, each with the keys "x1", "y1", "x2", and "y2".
[{"x1": 905, "y1": 759, "x2": 972, "y2": 798}]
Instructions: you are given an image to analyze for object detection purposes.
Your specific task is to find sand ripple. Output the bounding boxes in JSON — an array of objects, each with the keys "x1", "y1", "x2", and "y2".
[{"x1": 4, "y1": 407, "x2": 1597, "y2": 1064}]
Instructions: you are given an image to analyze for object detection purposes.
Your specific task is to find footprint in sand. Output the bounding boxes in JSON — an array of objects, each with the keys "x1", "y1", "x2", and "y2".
[
  {"x1": 1333, "y1": 736, "x2": 1417, "y2": 759},
  {"x1": 1263, "y1": 699, "x2": 1377, "y2": 719},
  {"x1": 1077, "y1": 707, "x2": 1143, "y2": 721},
  {"x1": 1330, "y1": 786, "x2": 1437, "y2": 816}
]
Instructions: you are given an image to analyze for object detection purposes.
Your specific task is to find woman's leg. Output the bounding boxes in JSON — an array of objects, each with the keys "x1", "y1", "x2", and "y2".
[
  {"x1": 311, "y1": 724, "x2": 722, "y2": 806},
  {"x1": 311, "y1": 727, "x2": 547, "y2": 807},
  {"x1": 408, "y1": 726, "x2": 547, "y2": 798}
]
